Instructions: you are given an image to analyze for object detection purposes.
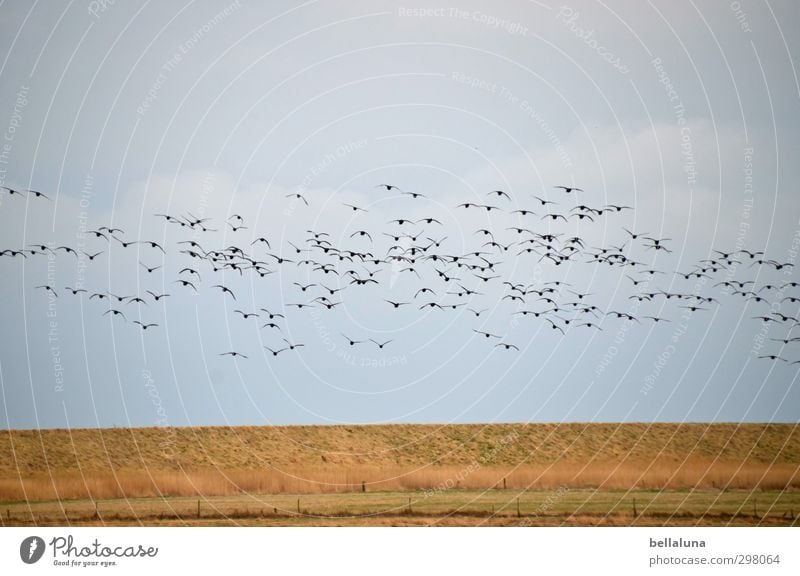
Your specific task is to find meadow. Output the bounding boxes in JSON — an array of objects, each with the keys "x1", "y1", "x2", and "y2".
[{"x1": 1, "y1": 423, "x2": 797, "y2": 526}]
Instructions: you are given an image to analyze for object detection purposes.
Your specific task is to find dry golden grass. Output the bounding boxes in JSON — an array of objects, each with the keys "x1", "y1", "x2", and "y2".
[
  {"x1": 3, "y1": 489, "x2": 799, "y2": 527},
  {"x1": 1, "y1": 460, "x2": 798, "y2": 502},
  {"x1": 1, "y1": 423, "x2": 798, "y2": 501}
]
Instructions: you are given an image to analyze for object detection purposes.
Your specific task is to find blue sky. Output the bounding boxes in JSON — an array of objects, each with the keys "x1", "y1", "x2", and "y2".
[{"x1": 1, "y1": 0, "x2": 799, "y2": 428}]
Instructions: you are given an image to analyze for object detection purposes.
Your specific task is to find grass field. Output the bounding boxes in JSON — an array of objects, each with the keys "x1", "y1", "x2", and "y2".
[
  {"x1": 1, "y1": 423, "x2": 798, "y2": 526},
  {"x1": 2, "y1": 490, "x2": 798, "y2": 527}
]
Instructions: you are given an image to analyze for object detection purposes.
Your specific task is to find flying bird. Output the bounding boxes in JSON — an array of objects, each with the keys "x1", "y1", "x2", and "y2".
[
  {"x1": 285, "y1": 193, "x2": 309, "y2": 205},
  {"x1": 35, "y1": 285, "x2": 57, "y2": 297},
  {"x1": 264, "y1": 347, "x2": 288, "y2": 357},
  {"x1": 103, "y1": 309, "x2": 127, "y2": 320},
  {"x1": 758, "y1": 355, "x2": 787, "y2": 362},
  {"x1": 234, "y1": 310, "x2": 259, "y2": 319},
  {"x1": 495, "y1": 343, "x2": 520, "y2": 351},
  {"x1": 473, "y1": 329, "x2": 500, "y2": 339},
  {"x1": 282, "y1": 339, "x2": 304, "y2": 350},
  {"x1": 487, "y1": 190, "x2": 511, "y2": 201},
  {"x1": 140, "y1": 261, "x2": 161, "y2": 273},
  {"x1": 342, "y1": 334, "x2": 365, "y2": 346},
  {"x1": 146, "y1": 290, "x2": 170, "y2": 301},
  {"x1": 532, "y1": 195, "x2": 557, "y2": 206},
  {"x1": 173, "y1": 279, "x2": 198, "y2": 292},
  {"x1": 221, "y1": 351, "x2": 248, "y2": 359},
  {"x1": 376, "y1": 184, "x2": 403, "y2": 192},
  {"x1": 350, "y1": 230, "x2": 373, "y2": 241},
  {"x1": 212, "y1": 285, "x2": 237, "y2": 300},
  {"x1": 26, "y1": 189, "x2": 52, "y2": 199},
  {"x1": 1, "y1": 186, "x2": 26, "y2": 197},
  {"x1": 545, "y1": 319, "x2": 565, "y2": 334},
  {"x1": 343, "y1": 203, "x2": 368, "y2": 212}
]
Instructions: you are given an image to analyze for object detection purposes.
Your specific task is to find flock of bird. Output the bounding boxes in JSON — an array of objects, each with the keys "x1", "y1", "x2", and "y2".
[{"x1": 2, "y1": 182, "x2": 800, "y2": 365}]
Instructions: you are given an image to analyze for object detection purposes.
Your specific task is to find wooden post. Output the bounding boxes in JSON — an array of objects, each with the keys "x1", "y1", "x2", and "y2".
[
  {"x1": 94, "y1": 501, "x2": 98, "y2": 519},
  {"x1": 633, "y1": 498, "x2": 638, "y2": 517},
  {"x1": 197, "y1": 499, "x2": 200, "y2": 518},
  {"x1": 296, "y1": 499, "x2": 300, "y2": 514},
  {"x1": 362, "y1": 480, "x2": 366, "y2": 493},
  {"x1": 516, "y1": 497, "x2": 521, "y2": 518},
  {"x1": 503, "y1": 477, "x2": 507, "y2": 490}
]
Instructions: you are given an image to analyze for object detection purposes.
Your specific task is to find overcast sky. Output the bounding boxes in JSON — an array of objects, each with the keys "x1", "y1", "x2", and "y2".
[{"x1": 1, "y1": 0, "x2": 799, "y2": 429}]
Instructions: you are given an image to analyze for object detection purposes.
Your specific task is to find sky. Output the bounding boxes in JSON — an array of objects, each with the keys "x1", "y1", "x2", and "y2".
[{"x1": 0, "y1": 0, "x2": 799, "y2": 429}]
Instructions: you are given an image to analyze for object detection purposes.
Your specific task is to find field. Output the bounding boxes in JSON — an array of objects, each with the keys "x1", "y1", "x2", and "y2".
[{"x1": 1, "y1": 423, "x2": 798, "y2": 526}]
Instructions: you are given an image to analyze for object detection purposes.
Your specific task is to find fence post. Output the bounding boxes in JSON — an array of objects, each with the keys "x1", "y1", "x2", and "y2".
[
  {"x1": 516, "y1": 497, "x2": 521, "y2": 518},
  {"x1": 94, "y1": 500, "x2": 98, "y2": 519},
  {"x1": 503, "y1": 477, "x2": 507, "y2": 490},
  {"x1": 197, "y1": 499, "x2": 200, "y2": 518},
  {"x1": 362, "y1": 480, "x2": 366, "y2": 493},
  {"x1": 297, "y1": 499, "x2": 300, "y2": 514},
  {"x1": 633, "y1": 498, "x2": 638, "y2": 517}
]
